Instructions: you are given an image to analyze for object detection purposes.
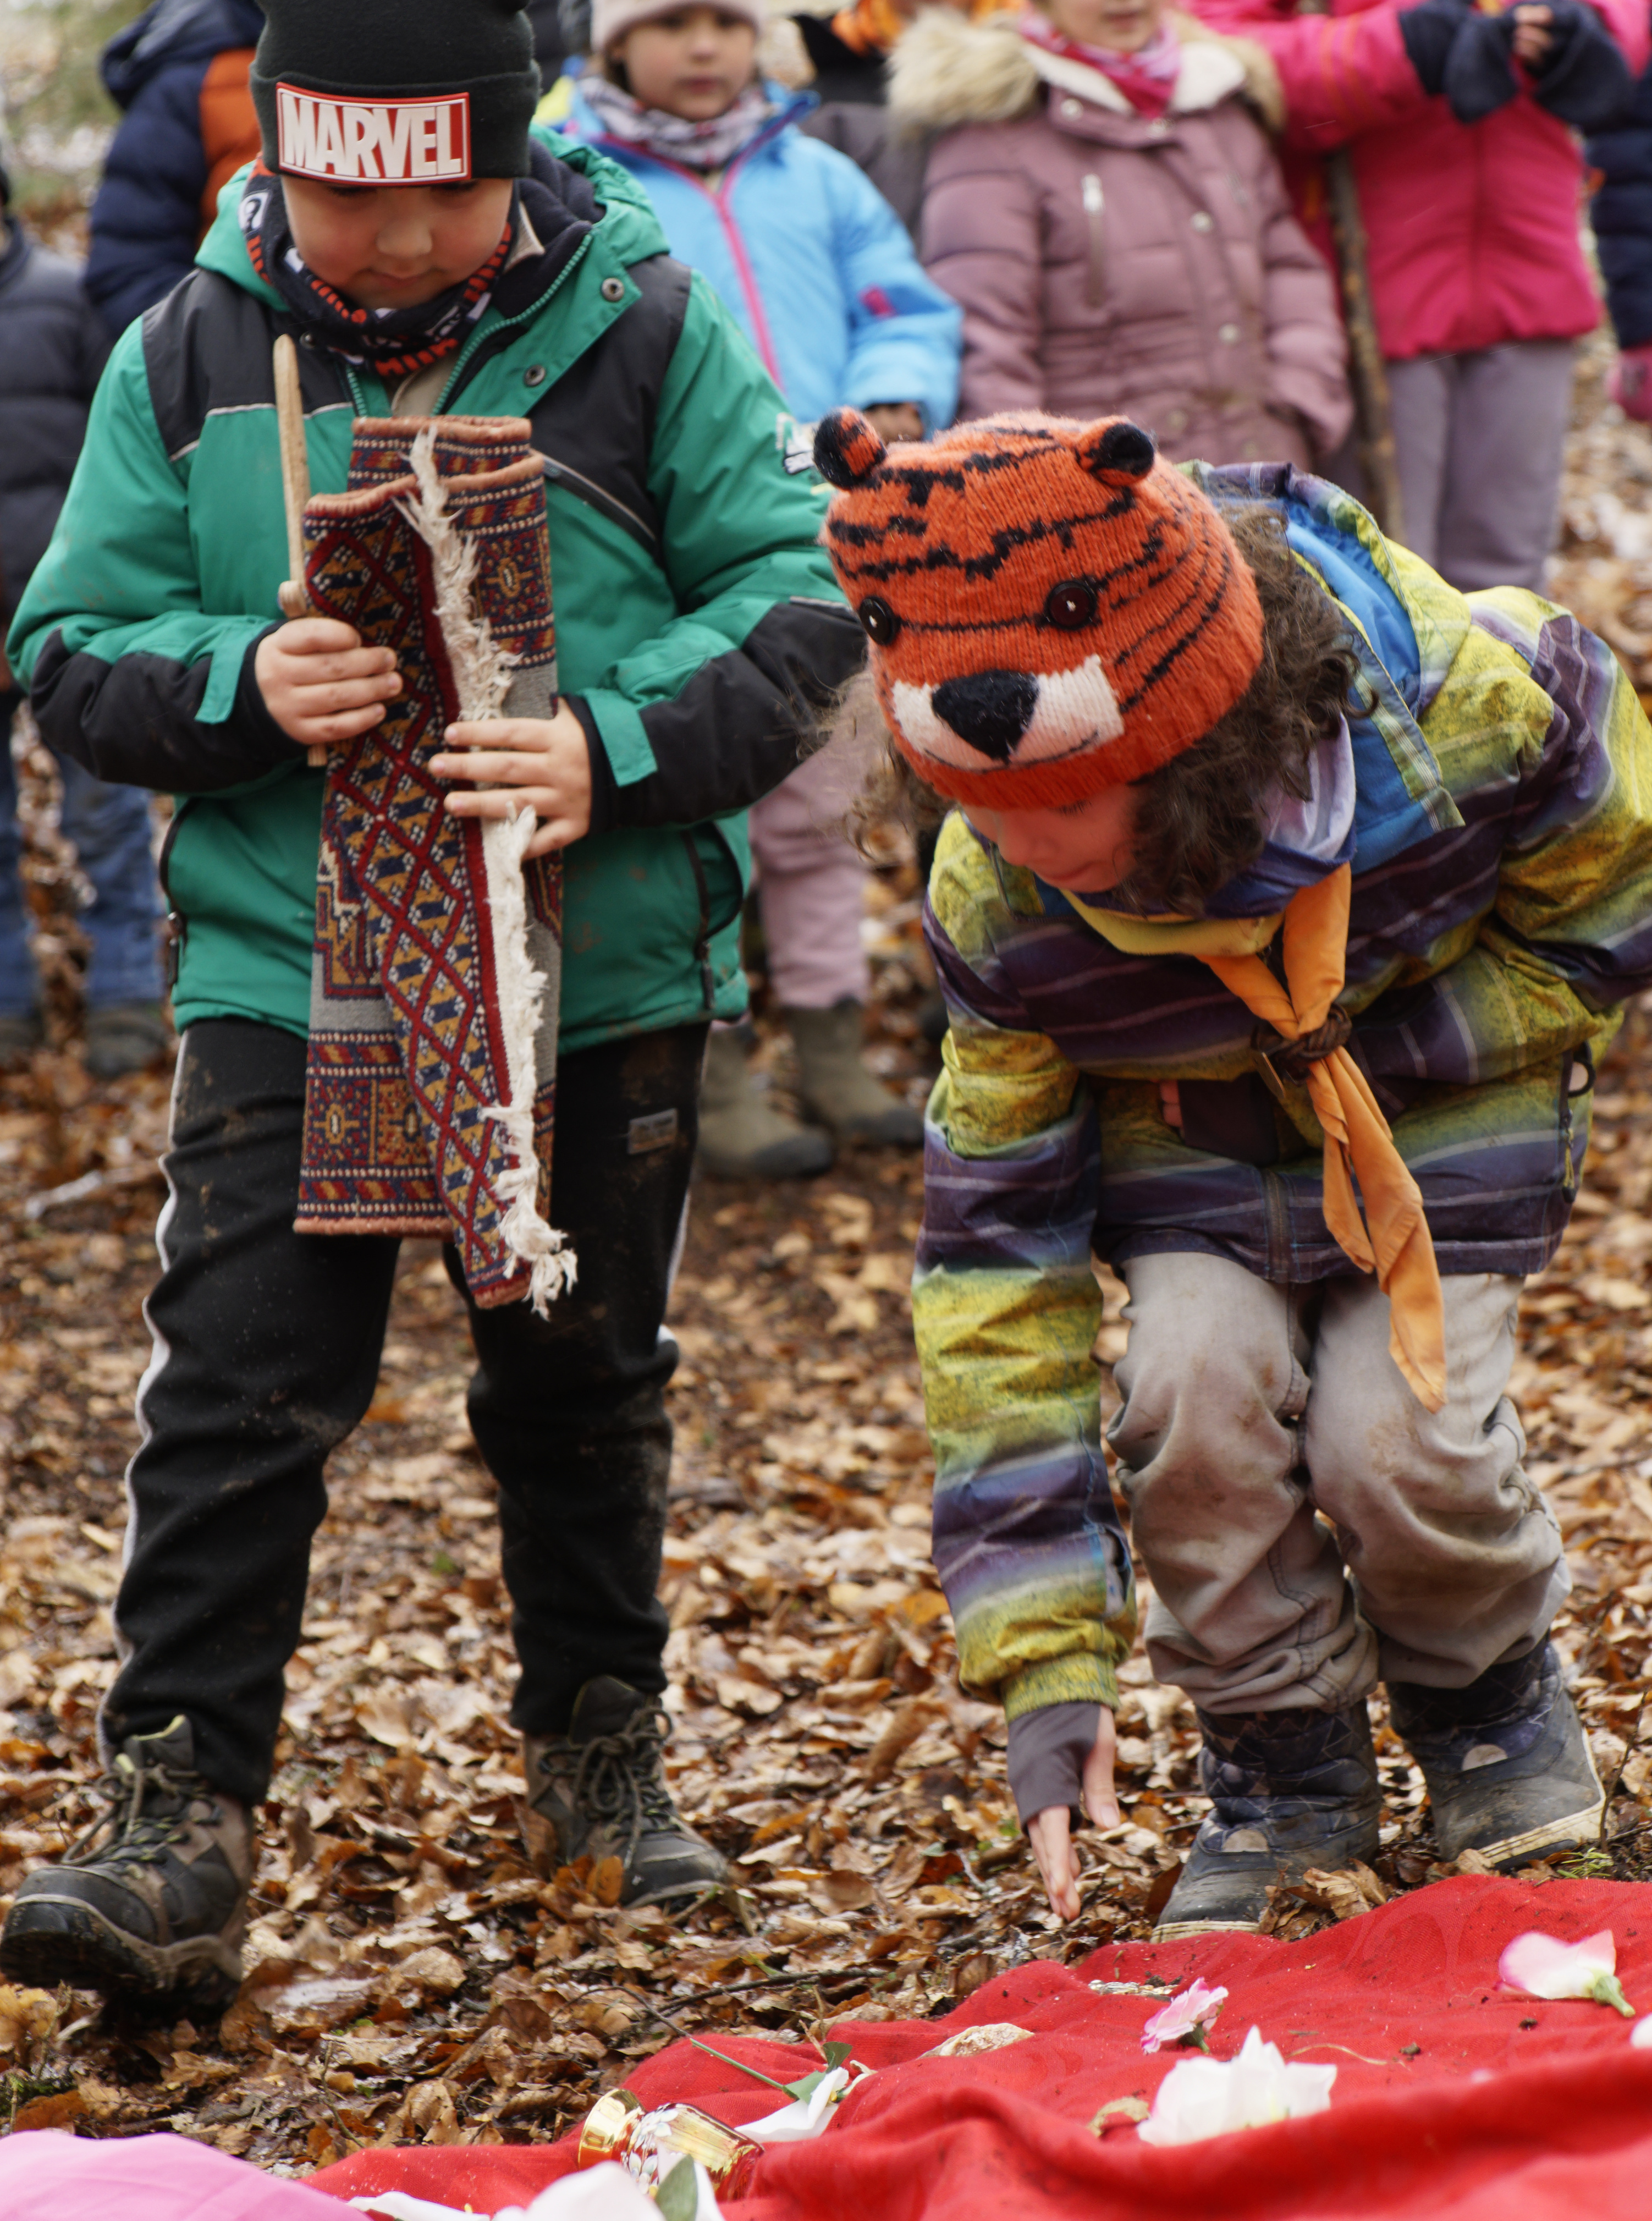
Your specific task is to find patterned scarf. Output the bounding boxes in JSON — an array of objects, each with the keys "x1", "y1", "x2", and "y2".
[
  {"x1": 577, "y1": 74, "x2": 775, "y2": 169},
  {"x1": 1020, "y1": 7, "x2": 1182, "y2": 117},
  {"x1": 240, "y1": 166, "x2": 519, "y2": 383}
]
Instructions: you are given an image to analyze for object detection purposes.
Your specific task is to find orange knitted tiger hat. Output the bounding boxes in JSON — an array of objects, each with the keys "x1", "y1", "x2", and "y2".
[{"x1": 814, "y1": 409, "x2": 1265, "y2": 808}]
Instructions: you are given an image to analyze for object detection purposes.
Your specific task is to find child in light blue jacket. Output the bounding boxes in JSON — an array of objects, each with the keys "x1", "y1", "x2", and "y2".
[
  {"x1": 564, "y1": 0, "x2": 960, "y2": 436},
  {"x1": 559, "y1": 0, "x2": 962, "y2": 1175}
]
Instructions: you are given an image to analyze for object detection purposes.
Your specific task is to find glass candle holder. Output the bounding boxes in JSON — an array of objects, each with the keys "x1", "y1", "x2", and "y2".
[{"x1": 579, "y1": 2089, "x2": 763, "y2": 2200}]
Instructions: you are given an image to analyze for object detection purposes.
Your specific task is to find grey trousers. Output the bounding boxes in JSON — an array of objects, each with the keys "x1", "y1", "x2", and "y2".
[
  {"x1": 1106, "y1": 1253, "x2": 1568, "y2": 1714},
  {"x1": 1385, "y1": 338, "x2": 1575, "y2": 593}
]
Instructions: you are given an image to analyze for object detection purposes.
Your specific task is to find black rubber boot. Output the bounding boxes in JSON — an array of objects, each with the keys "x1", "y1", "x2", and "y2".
[
  {"x1": 1154, "y1": 1702, "x2": 1382, "y2": 1939},
  {"x1": 1389, "y1": 1643, "x2": 1604, "y2": 1868},
  {"x1": 522, "y1": 1676, "x2": 728, "y2": 1906},
  {"x1": 0, "y1": 1717, "x2": 252, "y2": 2014}
]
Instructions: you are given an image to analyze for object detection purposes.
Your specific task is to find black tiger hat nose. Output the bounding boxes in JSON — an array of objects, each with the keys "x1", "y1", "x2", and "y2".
[{"x1": 931, "y1": 671, "x2": 1039, "y2": 761}]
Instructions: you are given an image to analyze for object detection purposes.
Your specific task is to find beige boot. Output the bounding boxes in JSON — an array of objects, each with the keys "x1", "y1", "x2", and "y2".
[
  {"x1": 695, "y1": 1025, "x2": 831, "y2": 1179},
  {"x1": 787, "y1": 1001, "x2": 923, "y2": 1147}
]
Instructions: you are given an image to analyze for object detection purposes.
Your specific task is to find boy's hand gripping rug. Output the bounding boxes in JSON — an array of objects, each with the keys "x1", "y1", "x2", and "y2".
[{"x1": 291, "y1": 416, "x2": 575, "y2": 1312}]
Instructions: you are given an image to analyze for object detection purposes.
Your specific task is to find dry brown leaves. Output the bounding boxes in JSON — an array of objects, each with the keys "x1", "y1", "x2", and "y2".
[{"x1": 8, "y1": 382, "x2": 1652, "y2": 2162}]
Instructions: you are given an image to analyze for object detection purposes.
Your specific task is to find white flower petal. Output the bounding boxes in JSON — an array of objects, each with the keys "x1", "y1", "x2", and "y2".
[
  {"x1": 1138, "y1": 2025, "x2": 1335, "y2": 2146},
  {"x1": 745, "y1": 2066, "x2": 851, "y2": 2145},
  {"x1": 1500, "y1": 1929, "x2": 1618, "y2": 2002}
]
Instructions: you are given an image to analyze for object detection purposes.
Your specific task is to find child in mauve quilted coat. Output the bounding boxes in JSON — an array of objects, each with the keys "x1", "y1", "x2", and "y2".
[
  {"x1": 0, "y1": 0, "x2": 863, "y2": 2017},
  {"x1": 891, "y1": 0, "x2": 1352, "y2": 473},
  {"x1": 812, "y1": 402, "x2": 1652, "y2": 1936}
]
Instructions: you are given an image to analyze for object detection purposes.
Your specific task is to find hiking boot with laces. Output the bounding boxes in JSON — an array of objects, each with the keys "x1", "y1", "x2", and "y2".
[
  {"x1": 1153, "y1": 1701, "x2": 1381, "y2": 1940},
  {"x1": 0, "y1": 1716, "x2": 252, "y2": 2013},
  {"x1": 521, "y1": 1676, "x2": 728, "y2": 1905},
  {"x1": 1390, "y1": 1643, "x2": 1604, "y2": 1868}
]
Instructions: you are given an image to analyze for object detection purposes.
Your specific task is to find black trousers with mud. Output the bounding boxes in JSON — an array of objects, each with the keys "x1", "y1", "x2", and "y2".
[{"x1": 103, "y1": 1016, "x2": 707, "y2": 1807}]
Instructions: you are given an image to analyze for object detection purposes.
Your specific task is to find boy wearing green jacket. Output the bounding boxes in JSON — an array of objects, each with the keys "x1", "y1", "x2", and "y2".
[{"x1": 0, "y1": 0, "x2": 861, "y2": 2014}]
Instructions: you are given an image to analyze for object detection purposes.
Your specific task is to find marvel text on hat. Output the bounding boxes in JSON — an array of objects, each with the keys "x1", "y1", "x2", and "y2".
[{"x1": 276, "y1": 85, "x2": 471, "y2": 184}]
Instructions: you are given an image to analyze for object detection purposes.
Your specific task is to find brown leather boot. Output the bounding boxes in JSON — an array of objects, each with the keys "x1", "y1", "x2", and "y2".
[
  {"x1": 522, "y1": 1677, "x2": 728, "y2": 1906},
  {"x1": 0, "y1": 1717, "x2": 252, "y2": 2014}
]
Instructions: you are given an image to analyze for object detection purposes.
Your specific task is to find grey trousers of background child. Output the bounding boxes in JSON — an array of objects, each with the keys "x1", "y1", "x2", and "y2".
[
  {"x1": 1384, "y1": 338, "x2": 1576, "y2": 594},
  {"x1": 1106, "y1": 1252, "x2": 1568, "y2": 1714}
]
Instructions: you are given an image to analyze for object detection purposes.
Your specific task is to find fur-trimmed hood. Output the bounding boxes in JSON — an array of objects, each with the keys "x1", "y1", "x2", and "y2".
[{"x1": 888, "y1": 7, "x2": 1283, "y2": 135}]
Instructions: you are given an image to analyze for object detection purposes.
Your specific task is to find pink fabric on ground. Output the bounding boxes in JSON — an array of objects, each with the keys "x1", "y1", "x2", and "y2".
[
  {"x1": 748, "y1": 747, "x2": 869, "y2": 1010},
  {"x1": 0, "y1": 2131, "x2": 348, "y2": 2220}
]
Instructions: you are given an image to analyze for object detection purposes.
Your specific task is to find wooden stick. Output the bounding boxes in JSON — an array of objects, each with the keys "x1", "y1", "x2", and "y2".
[
  {"x1": 1292, "y1": 0, "x2": 1403, "y2": 542},
  {"x1": 273, "y1": 335, "x2": 326, "y2": 768}
]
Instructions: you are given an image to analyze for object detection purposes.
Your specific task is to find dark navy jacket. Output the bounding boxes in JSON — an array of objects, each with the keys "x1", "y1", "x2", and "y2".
[
  {"x1": 85, "y1": 0, "x2": 265, "y2": 337},
  {"x1": 0, "y1": 227, "x2": 109, "y2": 624},
  {"x1": 1590, "y1": 61, "x2": 1652, "y2": 349}
]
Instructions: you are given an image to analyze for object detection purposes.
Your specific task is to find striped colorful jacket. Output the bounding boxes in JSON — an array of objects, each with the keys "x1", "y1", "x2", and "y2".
[{"x1": 915, "y1": 463, "x2": 1652, "y2": 1720}]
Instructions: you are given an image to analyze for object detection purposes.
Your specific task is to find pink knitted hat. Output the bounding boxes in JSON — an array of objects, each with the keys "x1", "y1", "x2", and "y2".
[{"x1": 590, "y1": 0, "x2": 767, "y2": 48}]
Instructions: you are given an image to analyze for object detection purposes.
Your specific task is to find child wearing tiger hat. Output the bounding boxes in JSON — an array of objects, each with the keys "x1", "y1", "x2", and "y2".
[{"x1": 812, "y1": 403, "x2": 1652, "y2": 1934}]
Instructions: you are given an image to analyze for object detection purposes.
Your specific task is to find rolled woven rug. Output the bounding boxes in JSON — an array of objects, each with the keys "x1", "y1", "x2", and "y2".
[{"x1": 293, "y1": 416, "x2": 575, "y2": 1313}]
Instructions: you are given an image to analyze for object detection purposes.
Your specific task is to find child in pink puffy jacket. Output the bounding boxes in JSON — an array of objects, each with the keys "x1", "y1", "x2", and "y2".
[{"x1": 892, "y1": 0, "x2": 1353, "y2": 472}]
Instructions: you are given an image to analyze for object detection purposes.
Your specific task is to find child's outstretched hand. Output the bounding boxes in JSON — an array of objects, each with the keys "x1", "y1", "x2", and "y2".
[
  {"x1": 256, "y1": 618, "x2": 403, "y2": 751},
  {"x1": 433, "y1": 706, "x2": 593, "y2": 857},
  {"x1": 1024, "y1": 1708, "x2": 1121, "y2": 1921}
]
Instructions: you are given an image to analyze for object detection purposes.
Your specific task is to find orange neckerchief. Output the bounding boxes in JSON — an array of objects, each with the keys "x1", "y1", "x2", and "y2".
[{"x1": 1201, "y1": 864, "x2": 1447, "y2": 1412}]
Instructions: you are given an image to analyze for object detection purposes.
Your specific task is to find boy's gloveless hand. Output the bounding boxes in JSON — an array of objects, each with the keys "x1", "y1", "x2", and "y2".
[
  {"x1": 1028, "y1": 1710, "x2": 1120, "y2": 1920},
  {"x1": 433, "y1": 708, "x2": 593, "y2": 857},
  {"x1": 256, "y1": 618, "x2": 403, "y2": 751}
]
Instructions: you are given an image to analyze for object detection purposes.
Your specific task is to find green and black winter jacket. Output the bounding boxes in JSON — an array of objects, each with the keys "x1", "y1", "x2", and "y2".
[{"x1": 8, "y1": 137, "x2": 863, "y2": 1052}]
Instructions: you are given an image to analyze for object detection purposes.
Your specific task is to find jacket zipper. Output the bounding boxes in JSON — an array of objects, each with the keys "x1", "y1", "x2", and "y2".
[
  {"x1": 679, "y1": 831, "x2": 717, "y2": 1013},
  {"x1": 1082, "y1": 174, "x2": 1104, "y2": 309},
  {"x1": 1261, "y1": 1163, "x2": 1291, "y2": 1283},
  {"x1": 595, "y1": 134, "x2": 786, "y2": 389},
  {"x1": 157, "y1": 806, "x2": 186, "y2": 991}
]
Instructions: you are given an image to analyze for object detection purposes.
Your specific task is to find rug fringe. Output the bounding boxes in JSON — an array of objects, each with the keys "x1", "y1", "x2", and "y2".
[{"x1": 399, "y1": 431, "x2": 577, "y2": 1314}]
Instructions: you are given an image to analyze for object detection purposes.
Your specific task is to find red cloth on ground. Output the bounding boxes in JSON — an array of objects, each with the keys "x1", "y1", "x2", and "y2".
[{"x1": 311, "y1": 1876, "x2": 1652, "y2": 2220}]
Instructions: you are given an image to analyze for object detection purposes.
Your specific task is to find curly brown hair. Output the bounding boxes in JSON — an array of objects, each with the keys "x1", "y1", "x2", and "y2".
[{"x1": 847, "y1": 505, "x2": 1359, "y2": 917}]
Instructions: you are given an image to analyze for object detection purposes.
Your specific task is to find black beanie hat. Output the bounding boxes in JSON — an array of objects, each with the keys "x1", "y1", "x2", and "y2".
[{"x1": 251, "y1": 0, "x2": 539, "y2": 183}]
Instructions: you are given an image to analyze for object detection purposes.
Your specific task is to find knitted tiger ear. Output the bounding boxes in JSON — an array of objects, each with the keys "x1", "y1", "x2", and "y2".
[
  {"x1": 1076, "y1": 419, "x2": 1157, "y2": 485},
  {"x1": 814, "y1": 408, "x2": 889, "y2": 489}
]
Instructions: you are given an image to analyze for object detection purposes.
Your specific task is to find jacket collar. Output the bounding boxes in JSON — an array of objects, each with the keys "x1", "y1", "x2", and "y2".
[
  {"x1": 1188, "y1": 460, "x2": 1468, "y2": 872},
  {"x1": 1027, "y1": 37, "x2": 1248, "y2": 118},
  {"x1": 566, "y1": 78, "x2": 816, "y2": 169}
]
